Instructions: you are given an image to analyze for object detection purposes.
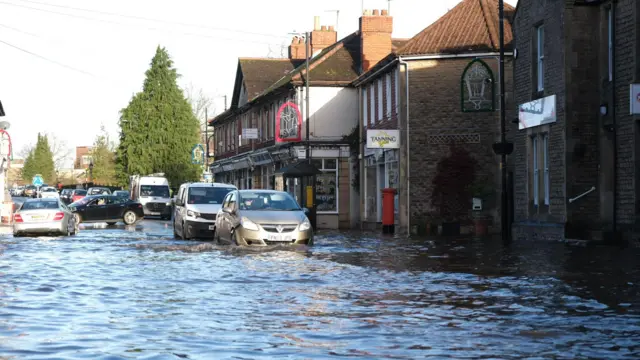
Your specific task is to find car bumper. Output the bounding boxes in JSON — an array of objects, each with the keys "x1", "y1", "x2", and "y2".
[
  {"x1": 14, "y1": 221, "x2": 65, "y2": 235},
  {"x1": 235, "y1": 227, "x2": 313, "y2": 246},
  {"x1": 185, "y1": 219, "x2": 216, "y2": 238},
  {"x1": 143, "y1": 204, "x2": 172, "y2": 216}
]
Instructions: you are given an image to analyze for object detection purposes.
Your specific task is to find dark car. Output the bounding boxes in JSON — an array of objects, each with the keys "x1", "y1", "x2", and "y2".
[
  {"x1": 113, "y1": 190, "x2": 130, "y2": 198},
  {"x1": 86, "y1": 187, "x2": 112, "y2": 196},
  {"x1": 60, "y1": 189, "x2": 74, "y2": 204},
  {"x1": 69, "y1": 195, "x2": 144, "y2": 226}
]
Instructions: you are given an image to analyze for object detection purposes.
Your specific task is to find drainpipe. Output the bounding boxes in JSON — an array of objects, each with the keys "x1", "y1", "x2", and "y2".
[
  {"x1": 611, "y1": 2, "x2": 618, "y2": 238},
  {"x1": 398, "y1": 57, "x2": 410, "y2": 235}
]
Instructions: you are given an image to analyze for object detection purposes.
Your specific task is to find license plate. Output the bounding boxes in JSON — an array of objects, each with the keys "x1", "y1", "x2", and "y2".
[
  {"x1": 267, "y1": 234, "x2": 292, "y2": 242},
  {"x1": 208, "y1": 225, "x2": 215, "y2": 230},
  {"x1": 31, "y1": 215, "x2": 45, "y2": 220}
]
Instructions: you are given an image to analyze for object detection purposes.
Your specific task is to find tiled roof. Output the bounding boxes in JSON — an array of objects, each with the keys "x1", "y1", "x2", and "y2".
[
  {"x1": 238, "y1": 58, "x2": 303, "y2": 101},
  {"x1": 255, "y1": 31, "x2": 361, "y2": 98},
  {"x1": 392, "y1": 38, "x2": 410, "y2": 52},
  {"x1": 397, "y1": 0, "x2": 515, "y2": 55}
]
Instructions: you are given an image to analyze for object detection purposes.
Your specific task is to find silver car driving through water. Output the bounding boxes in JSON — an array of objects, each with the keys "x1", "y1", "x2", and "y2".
[
  {"x1": 13, "y1": 198, "x2": 78, "y2": 237},
  {"x1": 214, "y1": 190, "x2": 313, "y2": 246}
]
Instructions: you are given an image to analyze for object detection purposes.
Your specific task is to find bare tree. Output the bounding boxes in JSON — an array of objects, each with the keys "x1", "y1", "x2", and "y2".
[
  {"x1": 46, "y1": 132, "x2": 74, "y2": 171},
  {"x1": 184, "y1": 83, "x2": 216, "y2": 148},
  {"x1": 16, "y1": 144, "x2": 34, "y2": 159}
]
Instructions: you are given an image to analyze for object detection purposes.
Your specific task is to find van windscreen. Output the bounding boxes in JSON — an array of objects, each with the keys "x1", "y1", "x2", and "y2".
[
  {"x1": 188, "y1": 187, "x2": 234, "y2": 205},
  {"x1": 140, "y1": 185, "x2": 170, "y2": 197}
]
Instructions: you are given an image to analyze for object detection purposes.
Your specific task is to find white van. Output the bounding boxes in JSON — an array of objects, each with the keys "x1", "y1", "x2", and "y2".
[
  {"x1": 173, "y1": 182, "x2": 237, "y2": 240},
  {"x1": 130, "y1": 173, "x2": 172, "y2": 219}
]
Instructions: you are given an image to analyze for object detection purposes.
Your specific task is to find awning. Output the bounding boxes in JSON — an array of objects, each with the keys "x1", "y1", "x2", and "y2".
[
  {"x1": 250, "y1": 151, "x2": 273, "y2": 166},
  {"x1": 232, "y1": 158, "x2": 251, "y2": 170},
  {"x1": 275, "y1": 160, "x2": 322, "y2": 177}
]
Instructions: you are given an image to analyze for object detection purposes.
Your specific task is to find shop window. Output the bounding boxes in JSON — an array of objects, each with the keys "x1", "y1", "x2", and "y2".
[{"x1": 315, "y1": 158, "x2": 339, "y2": 213}]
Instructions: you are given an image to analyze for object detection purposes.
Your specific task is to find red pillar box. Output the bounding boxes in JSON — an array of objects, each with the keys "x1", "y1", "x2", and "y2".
[{"x1": 381, "y1": 188, "x2": 397, "y2": 234}]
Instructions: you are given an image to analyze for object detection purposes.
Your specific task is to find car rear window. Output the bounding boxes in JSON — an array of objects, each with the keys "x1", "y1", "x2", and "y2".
[
  {"x1": 74, "y1": 190, "x2": 87, "y2": 195},
  {"x1": 22, "y1": 201, "x2": 60, "y2": 210}
]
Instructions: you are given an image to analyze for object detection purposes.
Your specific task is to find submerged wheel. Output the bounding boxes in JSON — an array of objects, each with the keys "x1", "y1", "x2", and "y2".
[
  {"x1": 123, "y1": 211, "x2": 137, "y2": 225},
  {"x1": 173, "y1": 220, "x2": 181, "y2": 239},
  {"x1": 75, "y1": 213, "x2": 82, "y2": 224}
]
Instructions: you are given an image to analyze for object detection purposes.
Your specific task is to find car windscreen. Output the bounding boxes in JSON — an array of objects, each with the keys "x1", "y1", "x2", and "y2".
[
  {"x1": 88, "y1": 188, "x2": 110, "y2": 195},
  {"x1": 42, "y1": 188, "x2": 56, "y2": 192},
  {"x1": 21, "y1": 201, "x2": 60, "y2": 210},
  {"x1": 140, "y1": 185, "x2": 170, "y2": 198},
  {"x1": 188, "y1": 187, "x2": 234, "y2": 204},
  {"x1": 238, "y1": 192, "x2": 301, "y2": 211}
]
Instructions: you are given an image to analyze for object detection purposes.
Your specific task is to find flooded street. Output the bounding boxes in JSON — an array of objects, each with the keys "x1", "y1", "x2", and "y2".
[{"x1": 1, "y1": 220, "x2": 639, "y2": 359}]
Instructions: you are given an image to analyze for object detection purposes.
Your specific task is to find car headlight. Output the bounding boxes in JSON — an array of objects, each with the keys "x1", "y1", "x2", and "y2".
[
  {"x1": 240, "y1": 217, "x2": 259, "y2": 231},
  {"x1": 299, "y1": 217, "x2": 311, "y2": 231},
  {"x1": 165, "y1": 202, "x2": 172, "y2": 206},
  {"x1": 187, "y1": 210, "x2": 200, "y2": 218}
]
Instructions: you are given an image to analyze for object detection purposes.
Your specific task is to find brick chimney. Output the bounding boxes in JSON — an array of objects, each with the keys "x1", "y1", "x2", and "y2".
[
  {"x1": 359, "y1": 8, "x2": 393, "y2": 72},
  {"x1": 311, "y1": 20, "x2": 337, "y2": 56},
  {"x1": 288, "y1": 36, "x2": 306, "y2": 60}
]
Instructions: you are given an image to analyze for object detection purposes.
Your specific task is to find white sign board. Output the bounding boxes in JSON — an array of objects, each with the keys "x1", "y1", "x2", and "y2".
[
  {"x1": 630, "y1": 84, "x2": 640, "y2": 115},
  {"x1": 518, "y1": 94, "x2": 557, "y2": 130},
  {"x1": 366, "y1": 129, "x2": 400, "y2": 149},
  {"x1": 242, "y1": 128, "x2": 258, "y2": 139}
]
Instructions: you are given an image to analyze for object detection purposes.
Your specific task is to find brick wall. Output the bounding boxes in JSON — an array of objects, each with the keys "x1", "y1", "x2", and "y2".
[
  {"x1": 359, "y1": 9, "x2": 393, "y2": 72},
  {"x1": 512, "y1": 0, "x2": 567, "y2": 226},
  {"x1": 404, "y1": 58, "x2": 511, "y2": 227}
]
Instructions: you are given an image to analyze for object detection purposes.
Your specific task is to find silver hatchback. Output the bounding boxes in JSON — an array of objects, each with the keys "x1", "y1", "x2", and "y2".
[
  {"x1": 13, "y1": 198, "x2": 78, "y2": 237},
  {"x1": 214, "y1": 190, "x2": 313, "y2": 246}
]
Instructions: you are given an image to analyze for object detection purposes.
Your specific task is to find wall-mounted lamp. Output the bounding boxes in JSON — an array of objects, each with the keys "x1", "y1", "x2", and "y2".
[{"x1": 600, "y1": 103, "x2": 608, "y2": 116}]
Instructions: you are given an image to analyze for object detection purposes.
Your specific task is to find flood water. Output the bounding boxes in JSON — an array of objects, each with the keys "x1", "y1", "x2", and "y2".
[{"x1": 1, "y1": 219, "x2": 639, "y2": 359}]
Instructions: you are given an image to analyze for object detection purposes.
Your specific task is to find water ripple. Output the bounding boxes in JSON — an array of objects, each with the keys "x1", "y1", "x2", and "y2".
[{"x1": 0, "y1": 223, "x2": 638, "y2": 359}]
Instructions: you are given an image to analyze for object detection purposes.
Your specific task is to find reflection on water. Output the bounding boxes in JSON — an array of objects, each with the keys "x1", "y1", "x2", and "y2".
[{"x1": 0, "y1": 224, "x2": 639, "y2": 359}]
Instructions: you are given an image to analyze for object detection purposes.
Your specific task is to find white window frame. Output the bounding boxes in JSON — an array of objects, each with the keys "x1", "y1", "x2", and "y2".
[
  {"x1": 377, "y1": 79, "x2": 383, "y2": 121},
  {"x1": 386, "y1": 74, "x2": 392, "y2": 119},
  {"x1": 362, "y1": 88, "x2": 368, "y2": 128},
  {"x1": 532, "y1": 136, "x2": 539, "y2": 206},
  {"x1": 395, "y1": 68, "x2": 399, "y2": 115},
  {"x1": 536, "y1": 25, "x2": 544, "y2": 92},
  {"x1": 607, "y1": 8, "x2": 613, "y2": 82},
  {"x1": 369, "y1": 84, "x2": 375, "y2": 124},
  {"x1": 542, "y1": 133, "x2": 550, "y2": 205},
  {"x1": 316, "y1": 158, "x2": 339, "y2": 214}
]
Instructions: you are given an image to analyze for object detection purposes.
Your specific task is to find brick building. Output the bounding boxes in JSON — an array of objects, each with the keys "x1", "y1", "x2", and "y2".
[
  {"x1": 74, "y1": 146, "x2": 93, "y2": 169},
  {"x1": 511, "y1": 0, "x2": 640, "y2": 243},
  {"x1": 353, "y1": 0, "x2": 515, "y2": 234}
]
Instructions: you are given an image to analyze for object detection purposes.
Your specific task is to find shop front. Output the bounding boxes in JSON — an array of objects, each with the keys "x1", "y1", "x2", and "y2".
[{"x1": 363, "y1": 148, "x2": 399, "y2": 224}]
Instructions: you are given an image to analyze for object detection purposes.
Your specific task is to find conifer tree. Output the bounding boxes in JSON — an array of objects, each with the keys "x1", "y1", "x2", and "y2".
[
  {"x1": 21, "y1": 133, "x2": 55, "y2": 183},
  {"x1": 91, "y1": 126, "x2": 117, "y2": 185},
  {"x1": 117, "y1": 46, "x2": 201, "y2": 187}
]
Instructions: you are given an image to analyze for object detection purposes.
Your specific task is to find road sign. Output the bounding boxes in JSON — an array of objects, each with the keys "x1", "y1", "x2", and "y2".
[
  {"x1": 191, "y1": 144, "x2": 205, "y2": 165},
  {"x1": 32, "y1": 175, "x2": 44, "y2": 186},
  {"x1": 242, "y1": 128, "x2": 258, "y2": 139}
]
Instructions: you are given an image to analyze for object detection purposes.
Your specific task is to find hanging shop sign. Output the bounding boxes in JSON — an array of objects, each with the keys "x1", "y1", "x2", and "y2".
[{"x1": 366, "y1": 129, "x2": 400, "y2": 149}]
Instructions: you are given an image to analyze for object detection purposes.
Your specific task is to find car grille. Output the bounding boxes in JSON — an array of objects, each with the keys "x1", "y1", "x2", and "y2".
[
  {"x1": 146, "y1": 202, "x2": 166, "y2": 212},
  {"x1": 261, "y1": 224, "x2": 298, "y2": 233},
  {"x1": 199, "y1": 213, "x2": 216, "y2": 221}
]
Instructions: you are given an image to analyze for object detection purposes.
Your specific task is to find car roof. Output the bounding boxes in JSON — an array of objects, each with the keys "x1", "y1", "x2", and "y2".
[
  {"x1": 25, "y1": 198, "x2": 58, "y2": 202},
  {"x1": 238, "y1": 189, "x2": 287, "y2": 194},
  {"x1": 183, "y1": 182, "x2": 236, "y2": 188}
]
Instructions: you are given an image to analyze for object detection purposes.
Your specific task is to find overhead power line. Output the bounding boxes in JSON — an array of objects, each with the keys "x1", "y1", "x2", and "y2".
[
  {"x1": 0, "y1": 23, "x2": 39, "y2": 37},
  {"x1": 9, "y1": 0, "x2": 288, "y2": 40},
  {"x1": 0, "y1": 1, "x2": 290, "y2": 47},
  {"x1": 0, "y1": 38, "x2": 94, "y2": 76}
]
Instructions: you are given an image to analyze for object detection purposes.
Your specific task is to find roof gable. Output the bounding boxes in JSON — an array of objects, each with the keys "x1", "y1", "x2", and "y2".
[
  {"x1": 232, "y1": 58, "x2": 304, "y2": 106},
  {"x1": 397, "y1": 0, "x2": 515, "y2": 55}
]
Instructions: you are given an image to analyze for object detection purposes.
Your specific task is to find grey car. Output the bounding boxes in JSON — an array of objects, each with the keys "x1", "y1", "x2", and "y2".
[
  {"x1": 214, "y1": 190, "x2": 313, "y2": 246},
  {"x1": 13, "y1": 198, "x2": 78, "y2": 237}
]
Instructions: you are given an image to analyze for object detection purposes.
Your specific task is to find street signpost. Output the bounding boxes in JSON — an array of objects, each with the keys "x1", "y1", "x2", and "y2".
[{"x1": 33, "y1": 175, "x2": 44, "y2": 186}]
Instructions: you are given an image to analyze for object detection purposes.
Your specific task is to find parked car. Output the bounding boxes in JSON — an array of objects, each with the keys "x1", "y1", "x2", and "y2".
[
  {"x1": 69, "y1": 195, "x2": 144, "y2": 226},
  {"x1": 39, "y1": 186, "x2": 60, "y2": 199},
  {"x1": 214, "y1": 190, "x2": 313, "y2": 246},
  {"x1": 173, "y1": 182, "x2": 237, "y2": 240},
  {"x1": 113, "y1": 190, "x2": 130, "y2": 198},
  {"x1": 71, "y1": 189, "x2": 87, "y2": 203},
  {"x1": 60, "y1": 189, "x2": 73, "y2": 204},
  {"x1": 24, "y1": 185, "x2": 37, "y2": 198},
  {"x1": 13, "y1": 198, "x2": 78, "y2": 237},
  {"x1": 86, "y1": 187, "x2": 112, "y2": 196}
]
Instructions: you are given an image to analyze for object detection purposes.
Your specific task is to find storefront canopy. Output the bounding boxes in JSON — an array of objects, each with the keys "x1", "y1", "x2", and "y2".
[{"x1": 275, "y1": 160, "x2": 321, "y2": 177}]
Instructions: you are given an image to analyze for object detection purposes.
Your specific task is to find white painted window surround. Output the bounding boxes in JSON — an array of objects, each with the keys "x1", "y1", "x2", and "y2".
[
  {"x1": 370, "y1": 84, "x2": 375, "y2": 124},
  {"x1": 607, "y1": 8, "x2": 613, "y2": 82},
  {"x1": 395, "y1": 68, "x2": 399, "y2": 115},
  {"x1": 362, "y1": 88, "x2": 368, "y2": 127},
  {"x1": 386, "y1": 74, "x2": 392, "y2": 118},
  {"x1": 532, "y1": 136, "x2": 539, "y2": 206},
  {"x1": 536, "y1": 25, "x2": 544, "y2": 91},
  {"x1": 542, "y1": 133, "x2": 549, "y2": 205},
  {"x1": 377, "y1": 79, "x2": 383, "y2": 121}
]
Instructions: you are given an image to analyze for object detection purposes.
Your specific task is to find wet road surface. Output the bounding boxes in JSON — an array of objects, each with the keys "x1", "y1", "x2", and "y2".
[{"x1": 1, "y1": 218, "x2": 639, "y2": 359}]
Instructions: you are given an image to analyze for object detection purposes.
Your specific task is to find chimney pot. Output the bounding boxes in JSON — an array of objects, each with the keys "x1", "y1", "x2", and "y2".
[
  {"x1": 314, "y1": 16, "x2": 321, "y2": 30},
  {"x1": 321, "y1": 25, "x2": 327, "y2": 31},
  {"x1": 328, "y1": 25, "x2": 335, "y2": 31},
  {"x1": 363, "y1": 9, "x2": 371, "y2": 15},
  {"x1": 373, "y1": 9, "x2": 380, "y2": 15},
  {"x1": 381, "y1": 9, "x2": 388, "y2": 16}
]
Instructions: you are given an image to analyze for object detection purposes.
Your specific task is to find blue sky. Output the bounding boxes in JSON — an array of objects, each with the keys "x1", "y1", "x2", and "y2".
[{"x1": 0, "y1": 0, "x2": 516, "y2": 167}]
